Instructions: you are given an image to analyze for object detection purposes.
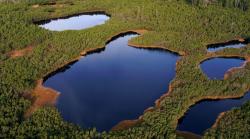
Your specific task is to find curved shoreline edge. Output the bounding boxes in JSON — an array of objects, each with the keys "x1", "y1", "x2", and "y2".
[
  {"x1": 33, "y1": 11, "x2": 111, "y2": 25},
  {"x1": 24, "y1": 27, "x2": 250, "y2": 136},
  {"x1": 206, "y1": 38, "x2": 247, "y2": 48},
  {"x1": 176, "y1": 130, "x2": 202, "y2": 139},
  {"x1": 199, "y1": 55, "x2": 248, "y2": 80},
  {"x1": 176, "y1": 56, "x2": 250, "y2": 137},
  {"x1": 26, "y1": 28, "x2": 182, "y2": 131},
  {"x1": 24, "y1": 29, "x2": 151, "y2": 117},
  {"x1": 113, "y1": 46, "x2": 250, "y2": 132}
]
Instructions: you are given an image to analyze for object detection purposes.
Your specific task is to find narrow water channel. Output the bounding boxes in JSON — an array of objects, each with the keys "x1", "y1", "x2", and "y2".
[
  {"x1": 177, "y1": 91, "x2": 250, "y2": 135},
  {"x1": 200, "y1": 57, "x2": 245, "y2": 80},
  {"x1": 43, "y1": 33, "x2": 180, "y2": 131},
  {"x1": 207, "y1": 40, "x2": 248, "y2": 52},
  {"x1": 36, "y1": 12, "x2": 110, "y2": 31}
]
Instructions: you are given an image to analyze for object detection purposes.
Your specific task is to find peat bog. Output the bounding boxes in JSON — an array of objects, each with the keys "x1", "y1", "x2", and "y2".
[
  {"x1": 36, "y1": 12, "x2": 110, "y2": 31},
  {"x1": 43, "y1": 33, "x2": 180, "y2": 131},
  {"x1": 177, "y1": 91, "x2": 250, "y2": 135}
]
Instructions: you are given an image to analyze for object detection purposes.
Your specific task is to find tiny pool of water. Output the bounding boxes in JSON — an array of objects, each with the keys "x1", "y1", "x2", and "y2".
[
  {"x1": 177, "y1": 91, "x2": 250, "y2": 135},
  {"x1": 43, "y1": 33, "x2": 180, "y2": 131},
  {"x1": 200, "y1": 57, "x2": 245, "y2": 80},
  {"x1": 36, "y1": 12, "x2": 110, "y2": 31},
  {"x1": 207, "y1": 40, "x2": 248, "y2": 52}
]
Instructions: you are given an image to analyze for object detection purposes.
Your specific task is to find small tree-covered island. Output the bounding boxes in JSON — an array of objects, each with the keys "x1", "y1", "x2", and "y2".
[{"x1": 1, "y1": 0, "x2": 250, "y2": 138}]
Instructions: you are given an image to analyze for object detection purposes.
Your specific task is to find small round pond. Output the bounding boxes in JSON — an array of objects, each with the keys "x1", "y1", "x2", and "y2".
[
  {"x1": 200, "y1": 57, "x2": 245, "y2": 80},
  {"x1": 177, "y1": 91, "x2": 250, "y2": 135},
  {"x1": 36, "y1": 12, "x2": 110, "y2": 31},
  {"x1": 207, "y1": 40, "x2": 248, "y2": 52},
  {"x1": 43, "y1": 33, "x2": 180, "y2": 131}
]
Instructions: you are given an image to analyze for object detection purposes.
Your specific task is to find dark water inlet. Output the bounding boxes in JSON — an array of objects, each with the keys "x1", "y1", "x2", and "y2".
[
  {"x1": 177, "y1": 91, "x2": 250, "y2": 135},
  {"x1": 200, "y1": 57, "x2": 245, "y2": 80},
  {"x1": 43, "y1": 33, "x2": 180, "y2": 131},
  {"x1": 207, "y1": 40, "x2": 248, "y2": 52},
  {"x1": 36, "y1": 12, "x2": 110, "y2": 31}
]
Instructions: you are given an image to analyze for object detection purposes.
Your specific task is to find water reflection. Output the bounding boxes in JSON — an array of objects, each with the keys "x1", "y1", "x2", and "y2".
[
  {"x1": 37, "y1": 12, "x2": 110, "y2": 31},
  {"x1": 177, "y1": 91, "x2": 250, "y2": 135},
  {"x1": 44, "y1": 33, "x2": 180, "y2": 131},
  {"x1": 200, "y1": 57, "x2": 245, "y2": 80},
  {"x1": 207, "y1": 40, "x2": 248, "y2": 52}
]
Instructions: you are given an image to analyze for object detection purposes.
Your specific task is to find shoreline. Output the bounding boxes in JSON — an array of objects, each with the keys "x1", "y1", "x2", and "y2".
[
  {"x1": 26, "y1": 29, "x2": 173, "y2": 130},
  {"x1": 176, "y1": 130, "x2": 202, "y2": 139},
  {"x1": 199, "y1": 54, "x2": 249, "y2": 80},
  {"x1": 205, "y1": 38, "x2": 246, "y2": 48},
  {"x1": 224, "y1": 56, "x2": 250, "y2": 79},
  {"x1": 25, "y1": 29, "x2": 149, "y2": 117},
  {"x1": 176, "y1": 88, "x2": 250, "y2": 136},
  {"x1": 128, "y1": 41, "x2": 185, "y2": 56},
  {"x1": 209, "y1": 56, "x2": 250, "y2": 129},
  {"x1": 25, "y1": 28, "x2": 250, "y2": 136},
  {"x1": 26, "y1": 29, "x2": 182, "y2": 131},
  {"x1": 176, "y1": 55, "x2": 250, "y2": 135},
  {"x1": 110, "y1": 83, "x2": 176, "y2": 131},
  {"x1": 24, "y1": 79, "x2": 60, "y2": 118},
  {"x1": 176, "y1": 91, "x2": 250, "y2": 137},
  {"x1": 211, "y1": 112, "x2": 226, "y2": 128},
  {"x1": 24, "y1": 45, "x2": 107, "y2": 117},
  {"x1": 110, "y1": 36, "x2": 183, "y2": 131},
  {"x1": 33, "y1": 10, "x2": 111, "y2": 25}
]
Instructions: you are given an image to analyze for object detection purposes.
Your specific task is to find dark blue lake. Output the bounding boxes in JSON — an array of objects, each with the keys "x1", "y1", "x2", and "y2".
[
  {"x1": 43, "y1": 33, "x2": 180, "y2": 131},
  {"x1": 177, "y1": 91, "x2": 250, "y2": 135},
  {"x1": 200, "y1": 57, "x2": 245, "y2": 80},
  {"x1": 37, "y1": 12, "x2": 110, "y2": 31},
  {"x1": 207, "y1": 41, "x2": 248, "y2": 52}
]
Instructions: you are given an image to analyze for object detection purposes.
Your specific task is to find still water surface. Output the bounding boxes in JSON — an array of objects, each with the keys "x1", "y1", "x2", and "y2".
[
  {"x1": 200, "y1": 57, "x2": 245, "y2": 80},
  {"x1": 44, "y1": 33, "x2": 180, "y2": 131},
  {"x1": 207, "y1": 41, "x2": 247, "y2": 52},
  {"x1": 177, "y1": 91, "x2": 250, "y2": 135},
  {"x1": 37, "y1": 13, "x2": 110, "y2": 31}
]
